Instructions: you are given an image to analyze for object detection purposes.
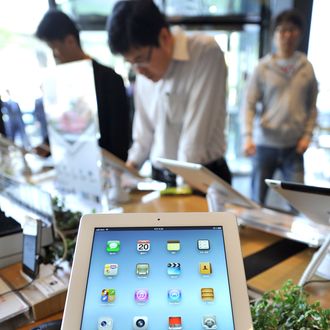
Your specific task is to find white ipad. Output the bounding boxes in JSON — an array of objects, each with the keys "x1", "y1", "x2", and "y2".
[
  {"x1": 61, "y1": 212, "x2": 252, "y2": 330},
  {"x1": 156, "y1": 158, "x2": 259, "y2": 209},
  {"x1": 101, "y1": 148, "x2": 143, "y2": 179},
  {"x1": 266, "y1": 179, "x2": 330, "y2": 226}
]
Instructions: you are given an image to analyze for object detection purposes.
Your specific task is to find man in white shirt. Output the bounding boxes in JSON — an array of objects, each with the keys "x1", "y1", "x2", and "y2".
[{"x1": 107, "y1": 0, "x2": 231, "y2": 186}]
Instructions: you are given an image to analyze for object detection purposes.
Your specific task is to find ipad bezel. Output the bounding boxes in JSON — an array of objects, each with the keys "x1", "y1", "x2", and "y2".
[{"x1": 61, "y1": 212, "x2": 252, "y2": 330}]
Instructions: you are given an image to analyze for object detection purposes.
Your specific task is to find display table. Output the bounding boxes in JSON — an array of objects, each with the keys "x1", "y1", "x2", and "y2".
[{"x1": 1, "y1": 191, "x2": 328, "y2": 329}]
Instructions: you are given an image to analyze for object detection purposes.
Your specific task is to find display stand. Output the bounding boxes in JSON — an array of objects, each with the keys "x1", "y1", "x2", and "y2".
[
  {"x1": 0, "y1": 134, "x2": 31, "y2": 176},
  {"x1": 42, "y1": 60, "x2": 112, "y2": 210},
  {"x1": 206, "y1": 186, "x2": 226, "y2": 212},
  {"x1": 299, "y1": 232, "x2": 330, "y2": 285},
  {"x1": 107, "y1": 169, "x2": 130, "y2": 204},
  {"x1": 0, "y1": 263, "x2": 68, "y2": 321}
]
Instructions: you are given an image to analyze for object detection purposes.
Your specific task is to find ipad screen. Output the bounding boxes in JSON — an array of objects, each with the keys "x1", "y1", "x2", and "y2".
[{"x1": 81, "y1": 225, "x2": 235, "y2": 329}]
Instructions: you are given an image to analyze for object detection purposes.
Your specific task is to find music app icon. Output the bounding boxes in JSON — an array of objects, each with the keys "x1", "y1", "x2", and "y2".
[{"x1": 135, "y1": 289, "x2": 149, "y2": 303}]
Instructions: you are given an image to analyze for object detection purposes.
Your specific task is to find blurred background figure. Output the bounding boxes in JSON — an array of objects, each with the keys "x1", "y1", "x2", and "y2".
[
  {"x1": 242, "y1": 9, "x2": 318, "y2": 206},
  {"x1": 1, "y1": 89, "x2": 30, "y2": 149},
  {"x1": 0, "y1": 96, "x2": 6, "y2": 136},
  {"x1": 36, "y1": 9, "x2": 130, "y2": 161},
  {"x1": 107, "y1": 0, "x2": 231, "y2": 186},
  {"x1": 33, "y1": 94, "x2": 51, "y2": 157}
]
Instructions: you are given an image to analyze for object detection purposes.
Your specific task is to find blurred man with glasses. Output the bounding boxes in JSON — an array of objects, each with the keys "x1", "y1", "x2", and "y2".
[{"x1": 107, "y1": 0, "x2": 231, "y2": 186}]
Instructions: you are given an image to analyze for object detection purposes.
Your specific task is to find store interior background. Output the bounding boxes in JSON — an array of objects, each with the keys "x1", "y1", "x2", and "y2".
[{"x1": 0, "y1": 0, "x2": 329, "y2": 208}]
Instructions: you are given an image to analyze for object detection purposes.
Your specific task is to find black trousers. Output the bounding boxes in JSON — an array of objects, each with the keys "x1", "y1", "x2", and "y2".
[{"x1": 152, "y1": 157, "x2": 232, "y2": 187}]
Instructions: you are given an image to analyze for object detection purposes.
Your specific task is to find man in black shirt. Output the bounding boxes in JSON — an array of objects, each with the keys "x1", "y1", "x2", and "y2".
[{"x1": 36, "y1": 10, "x2": 130, "y2": 161}]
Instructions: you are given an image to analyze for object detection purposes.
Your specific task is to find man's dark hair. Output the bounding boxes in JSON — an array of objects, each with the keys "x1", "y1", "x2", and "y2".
[
  {"x1": 107, "y1": 0, "x2": 168, "y2": 55},
  {"x1": 273, "y1": 9, "x2": 305, "y2": 32},
  {"x1": 36, "y1": 9, "x2": 81, "y2": 46}
]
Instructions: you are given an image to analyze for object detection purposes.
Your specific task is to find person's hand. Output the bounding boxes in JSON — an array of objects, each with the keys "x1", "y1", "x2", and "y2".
[
  {"x1": 126, "y1": 160, "x2": 138, "y2": 170},
  {"x1": 296, "y1": 136, "x2": 311, "y2": 154},
  {"x1": 243, "y1": 137, "x2": 256, "y2": 156},
  {"x1": 32, "y1": 143, "x2": 51, "y2": 158}
]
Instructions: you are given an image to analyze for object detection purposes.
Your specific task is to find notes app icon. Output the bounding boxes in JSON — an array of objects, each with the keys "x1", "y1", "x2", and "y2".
[
  {"x1": 167, "y1": 240, "x2": 180, "y2": 252},
  {"x1": 201, "y1": 288, "x2": 214, "y2": 302}
]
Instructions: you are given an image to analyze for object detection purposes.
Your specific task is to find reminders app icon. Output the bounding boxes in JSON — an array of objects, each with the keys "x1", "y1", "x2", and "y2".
[{"x1": 198, "y1": 239, "x2": 210, "y2": 251}]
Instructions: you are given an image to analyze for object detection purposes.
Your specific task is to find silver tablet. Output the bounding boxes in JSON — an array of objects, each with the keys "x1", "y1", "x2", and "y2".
[
  {"x1": 61, "y1": 212, "x2": 252, "y2": 330},
  {"x1": 266, "y1": 179, "x2": 330, "y2": 226},
  {"x1": 156, "y1": 158, "x2": 259, "y2": 209},
  {"x1": 101, "y1": 148, "x2": 143, "y2": 179}
]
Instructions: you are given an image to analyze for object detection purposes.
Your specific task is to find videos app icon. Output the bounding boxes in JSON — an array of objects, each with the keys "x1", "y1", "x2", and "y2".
[{"x1": 167, "y1": 262, "x2": 181, "y2": 276}]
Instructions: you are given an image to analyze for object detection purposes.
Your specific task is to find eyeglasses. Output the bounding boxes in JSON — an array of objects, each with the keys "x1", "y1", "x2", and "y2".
[
  {"x1": 275, "y1": 25, "x2": 300, "y2": 34},
  {"x1": 128, "y1": 46, "x2": 153, "y2": 68}
]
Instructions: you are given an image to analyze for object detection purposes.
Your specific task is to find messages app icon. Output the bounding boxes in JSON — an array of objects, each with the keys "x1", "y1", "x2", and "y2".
[{"x1": 106, "y1": 240, "x2": 120, "y2": 253}]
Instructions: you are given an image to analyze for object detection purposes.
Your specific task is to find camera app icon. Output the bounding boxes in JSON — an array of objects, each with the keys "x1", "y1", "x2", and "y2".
[
  {"x1": 98, "y1": 316, "x2": 113, "y2": 330},
  {"x1": 202, "y1": 315, "x2": 217, "y2": 329},
  {"x1": 133, "y1": 316, "x2": 148, "y2": 329}
]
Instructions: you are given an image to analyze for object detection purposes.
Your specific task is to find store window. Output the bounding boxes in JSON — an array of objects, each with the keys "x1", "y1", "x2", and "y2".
[
  {"x1": 0, "y1": 0, "x2": 262, "y2": 163},
  {"x1": 0, "y1": 0, "x2": 49, "y2": 146},
  {"x1": 304, "y1": 1, "x2": 330, "y2": 185},
  {"x1": 57, "y1": 0, "x2": 261, "y2": 172}
]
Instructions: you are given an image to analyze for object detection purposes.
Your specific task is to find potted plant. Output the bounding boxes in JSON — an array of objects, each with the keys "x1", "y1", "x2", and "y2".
[{"x1": 251, "y1": 279, "x2": 330, "y2": 329}]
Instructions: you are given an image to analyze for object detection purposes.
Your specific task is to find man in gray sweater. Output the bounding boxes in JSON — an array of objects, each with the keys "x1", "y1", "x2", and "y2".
[{"x1": 242, "y1": 9, "x2": 318, "y2": 205}]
